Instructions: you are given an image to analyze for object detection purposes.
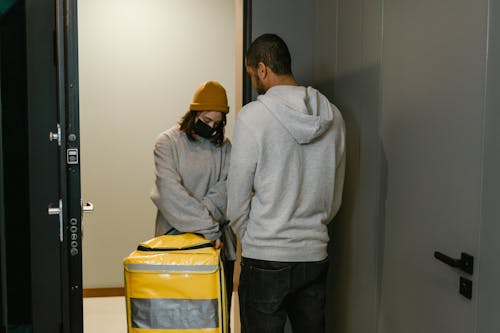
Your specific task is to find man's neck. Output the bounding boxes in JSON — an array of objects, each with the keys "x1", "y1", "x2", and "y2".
[{"x1": 271, "y1": 74, "x2": 298, "y2": 87}]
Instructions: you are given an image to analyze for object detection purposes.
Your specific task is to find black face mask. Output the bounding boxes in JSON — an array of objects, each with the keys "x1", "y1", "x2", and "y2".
[{"x1": 194, "y1": 119, "x2": 216, "y2": 138}]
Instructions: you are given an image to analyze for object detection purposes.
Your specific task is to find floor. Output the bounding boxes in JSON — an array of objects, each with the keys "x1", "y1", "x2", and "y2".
[
  {"x1": 83, "y1": 297, "x2": 127, "y2": 333},
  {"x1": 83, "y1": 293, "x2": 240, "y2": 333}
]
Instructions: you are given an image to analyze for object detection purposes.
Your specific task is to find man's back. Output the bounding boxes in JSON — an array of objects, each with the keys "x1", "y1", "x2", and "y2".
[
  {"x1": 227, "y1": 85, "x2": 345, "y2": 262},
  {"x1": 232, "y1": 33, "x2": 346, "y2": 333}
]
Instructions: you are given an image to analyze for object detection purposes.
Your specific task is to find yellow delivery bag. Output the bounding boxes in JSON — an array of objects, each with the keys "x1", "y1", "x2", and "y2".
[{"x1": 123, "y1": 233, "x2": 227, "y2": 333}]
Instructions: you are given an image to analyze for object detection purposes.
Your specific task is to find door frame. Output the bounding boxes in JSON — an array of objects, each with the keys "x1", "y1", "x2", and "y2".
[
  {"x1": 0, "y1": 39, "x2": 6, "y2": 331},
  {"x1": 55, "y1": 0, "x2": 83, "y2": 331},
  {"x1": 242, "y1": 0, "x2": 252, "y2": 105}
]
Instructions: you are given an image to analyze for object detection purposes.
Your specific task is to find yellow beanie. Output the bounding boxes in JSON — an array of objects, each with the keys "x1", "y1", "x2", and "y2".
[{"x1": 189, "y1": 81, "x2": 229, "y2": 113}]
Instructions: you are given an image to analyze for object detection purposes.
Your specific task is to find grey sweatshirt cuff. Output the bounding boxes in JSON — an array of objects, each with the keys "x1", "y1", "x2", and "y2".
[{"x1": 202, "y1": 230, "x2": 222, "y2": 241}]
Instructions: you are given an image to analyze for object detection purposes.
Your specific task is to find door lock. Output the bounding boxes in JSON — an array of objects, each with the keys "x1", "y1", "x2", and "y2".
[
  {"x1": 460, "y1": 277, "x2": 473, "y2": 299},
  {"x1": 434, "y1": 251, "x2": 474, "y2": 275}
]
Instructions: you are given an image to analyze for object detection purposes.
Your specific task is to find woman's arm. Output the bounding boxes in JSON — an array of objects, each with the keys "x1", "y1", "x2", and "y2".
[{"x1": 151, "y1": 133, "x2": 221, "y2": 240}]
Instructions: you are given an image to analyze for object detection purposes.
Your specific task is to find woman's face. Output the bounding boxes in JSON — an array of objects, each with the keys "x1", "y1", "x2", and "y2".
[{"x1": 196, "y1": 111, "x2": 224, "y2": 128}]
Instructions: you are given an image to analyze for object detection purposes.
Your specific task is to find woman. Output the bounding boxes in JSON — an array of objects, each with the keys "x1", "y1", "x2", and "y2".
[{"x1": 150, "y1": 80, "x2": 236, "y2": 307}]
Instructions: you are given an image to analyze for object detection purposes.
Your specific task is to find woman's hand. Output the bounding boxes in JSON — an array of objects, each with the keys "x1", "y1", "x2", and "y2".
[{"x1": 212, "y1": 238, "x2": 222, "y2": 249}]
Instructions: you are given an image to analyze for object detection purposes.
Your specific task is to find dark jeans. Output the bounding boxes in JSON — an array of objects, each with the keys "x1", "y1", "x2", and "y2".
[{"x1": 238, "y1": 257, "x2": 329, "y2": 333}]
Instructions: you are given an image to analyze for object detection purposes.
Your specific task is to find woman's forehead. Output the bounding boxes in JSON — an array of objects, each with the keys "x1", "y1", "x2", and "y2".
[{"x1": 200, "y1": 111, "x2": 223, "y2": 121}]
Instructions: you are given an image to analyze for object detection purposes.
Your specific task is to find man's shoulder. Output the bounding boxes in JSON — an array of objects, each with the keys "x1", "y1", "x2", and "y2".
[
  {"x1": 240, "y1": 99, "x2": 265, "y2": 113},
  {"x1": 238, "y1": 100, "x2": 271, "y2": 124}
]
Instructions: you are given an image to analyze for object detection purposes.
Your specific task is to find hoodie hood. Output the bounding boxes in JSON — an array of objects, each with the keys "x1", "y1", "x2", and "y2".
[{"x1": 257, "y1": 85, "x2": 334, "y2": 144}]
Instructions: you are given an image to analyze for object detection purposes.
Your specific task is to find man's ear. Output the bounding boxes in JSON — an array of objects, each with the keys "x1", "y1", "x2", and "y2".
[{"x1": 257, "y1": 62, "x2": 268, "y2": 79}]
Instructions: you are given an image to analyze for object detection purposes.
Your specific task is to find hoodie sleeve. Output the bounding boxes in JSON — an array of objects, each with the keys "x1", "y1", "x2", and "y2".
[
  {"x1": 327, "y1": 112, "x2": 346, "y2": 222},
  {"x1": 150, "y1": 134, "x2": 221, "y2": 240},
  {"x1": 227, "y1": 117, "x2": 258, "y2": 239},
  {"x1": 200, "y1": 142, "x2": 231, "y2": 222},
  {"x1": 329, "y1": 151, "x2": 345, "y2": 221}
]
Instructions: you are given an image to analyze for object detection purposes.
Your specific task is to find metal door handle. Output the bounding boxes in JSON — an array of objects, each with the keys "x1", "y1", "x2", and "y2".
[
  {"x1": 48, "y1": 199, "x2": 63, "y2": 242},
  {"x1": 48, "y1": 206, "x2": 61, "y2": 215},
  {"x1": 434, "y1": 251, "x2": 474, "y2": 275},
  {"x1": 82, "y1": 202, "x2": 94, "y2": 213}
]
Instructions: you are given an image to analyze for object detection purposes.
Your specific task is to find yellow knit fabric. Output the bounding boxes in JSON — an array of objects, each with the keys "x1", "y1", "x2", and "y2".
[{"x1": 189, "y1": 81, "x2": 229, "y2": 113}]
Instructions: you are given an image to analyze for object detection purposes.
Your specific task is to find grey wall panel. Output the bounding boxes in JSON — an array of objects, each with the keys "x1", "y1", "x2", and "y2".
[
  {"x1": 250, "y1": 0, "x2": 315, "y2": 96},
  {"x1": 324, "y1": 0, "x2": 384, "y2": 332},
  {"x1": 477, "y1": 0, "x2": 500, "y2": 331},
  {"x1": 314, "y1": 0, "x2": 337, "y2": 97}
]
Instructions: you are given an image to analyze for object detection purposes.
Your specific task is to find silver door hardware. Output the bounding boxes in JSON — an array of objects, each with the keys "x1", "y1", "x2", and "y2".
[
  {"x1": 49, "y1": 124, "x2": 61, "y2": 146},
  {"x1": 48, "y1": 199, "x2": 63, "y2": 242},
  {"x1": 48, "y1": 200, "x2": 62, "y2": 215},
  {"x1": 67, "y1": 148, "x2": 79, "y2": 164},
  {"x1": 69, "y1": 218, "x2": 79, "y2": 256},
  {"x1": 82, "y1": 201, "x2": 95, "y2": 213}
]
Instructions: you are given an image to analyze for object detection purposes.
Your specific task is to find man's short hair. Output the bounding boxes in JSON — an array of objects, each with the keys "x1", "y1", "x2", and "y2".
[{"x1": 246, "y1": 33, "x2": 292, "y2": 75}]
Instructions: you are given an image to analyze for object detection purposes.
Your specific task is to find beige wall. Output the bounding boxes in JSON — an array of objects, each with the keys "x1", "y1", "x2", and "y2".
[{"x1": 78, "y1": 0, "x2": 236, "y2": 288}]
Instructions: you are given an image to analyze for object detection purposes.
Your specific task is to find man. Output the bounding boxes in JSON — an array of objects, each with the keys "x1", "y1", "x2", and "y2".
[{"x1": 227, "y1": 34, "x2": 346, "y2": 333}]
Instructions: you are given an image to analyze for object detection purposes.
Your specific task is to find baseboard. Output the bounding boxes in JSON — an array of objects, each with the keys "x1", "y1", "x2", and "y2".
[{"x1": 83, "y1": 287, "x2": 124, "y2": 298}]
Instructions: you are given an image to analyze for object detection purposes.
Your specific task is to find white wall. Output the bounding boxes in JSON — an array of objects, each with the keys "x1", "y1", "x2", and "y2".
[{"x1": 78, "y1": 0, "x2": 236, "y2": 288}]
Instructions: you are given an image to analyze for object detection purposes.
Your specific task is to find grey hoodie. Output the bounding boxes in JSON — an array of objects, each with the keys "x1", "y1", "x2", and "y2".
[{"x1": 227, "y1": 85, "x2": 345, "y2": 262}]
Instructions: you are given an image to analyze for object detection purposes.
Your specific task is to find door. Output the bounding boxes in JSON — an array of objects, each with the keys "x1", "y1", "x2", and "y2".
[
  {"x1": 1, "y1": 1, "x2": 32, "y2": 330},
  {"x1": 26, "y1": 0, "x2": 85, "y2": 331},
  {"x1": 377, "y1": 1, "x2": 487, "y2": 332}
]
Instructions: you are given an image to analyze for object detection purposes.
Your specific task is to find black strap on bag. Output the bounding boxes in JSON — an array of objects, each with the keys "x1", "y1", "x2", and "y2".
[{"x1": 164, "y1": 227, "x2": 185, "y2": 236}]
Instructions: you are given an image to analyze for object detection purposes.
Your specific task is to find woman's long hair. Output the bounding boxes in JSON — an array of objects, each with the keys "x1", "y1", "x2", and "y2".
[{"x1": 179, "y1": 110, "x2": 227, "y2": 147}]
